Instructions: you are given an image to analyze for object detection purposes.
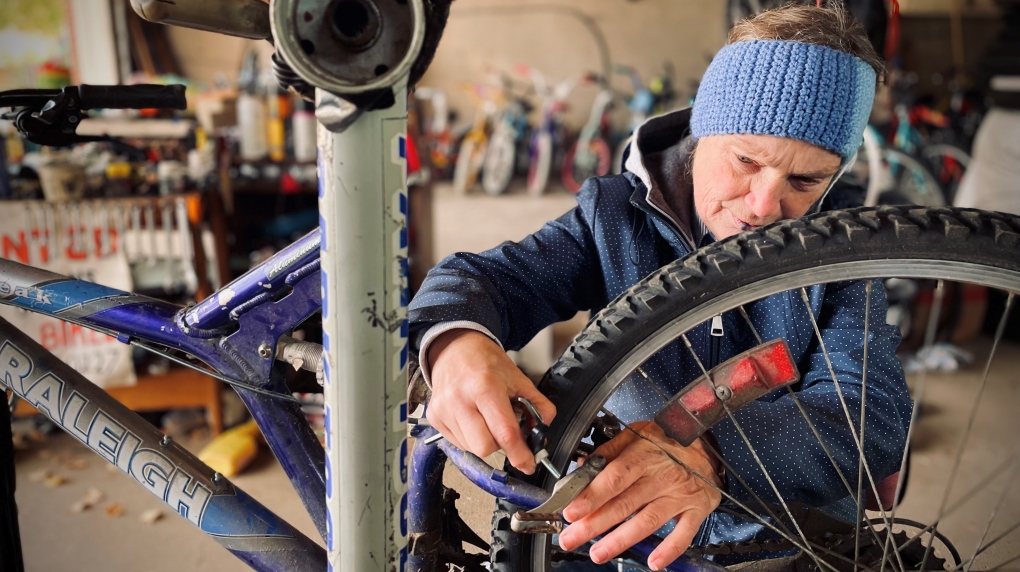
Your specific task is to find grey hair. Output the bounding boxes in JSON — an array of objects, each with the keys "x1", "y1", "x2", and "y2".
[{"x1": 728, "y1": 2, "x2": 886, "y2": 84}]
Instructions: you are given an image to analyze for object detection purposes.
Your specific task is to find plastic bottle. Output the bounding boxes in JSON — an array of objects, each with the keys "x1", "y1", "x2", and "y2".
[
  {"x1": 236, "y1": 49, "x2": 268, "y2": 161},
  {"x1": 292, "y1": 100, "x2": 318, "y2": 163},
  {"x1": 237, "y1": 91, "x2": 268, "y2": 161},
  {"x1": 266, "y1": 89, "x2": 286, "y2": 162}
]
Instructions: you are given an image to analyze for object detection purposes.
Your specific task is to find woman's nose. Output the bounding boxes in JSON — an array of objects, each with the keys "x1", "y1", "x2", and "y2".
[{"x1": 746, "y1": 177, "x2": 784, "y2": 221}]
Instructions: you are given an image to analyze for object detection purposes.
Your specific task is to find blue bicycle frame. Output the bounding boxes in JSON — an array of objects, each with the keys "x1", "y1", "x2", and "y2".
[
  {"x1": 1, "y1": 230, "x2": 328, "y2": 571},
  {"x1": 1, "y1": 224, "x2": 717, "y2": 572}
]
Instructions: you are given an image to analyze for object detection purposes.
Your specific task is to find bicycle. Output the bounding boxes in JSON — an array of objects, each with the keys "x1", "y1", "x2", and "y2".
[
  {"x1": 0, "y1": 0, "x2": 450, "y2": 568},
  {"x1": 611, "y1": 63, "x2": 680, "y2": 173},
  {"x1": 561, "y1": 74, "x2": 614, "y2": 194},
  {"x1": 452, "y1": 84, "x2": 499, "y2": 195},
  {"x1": 409, "y1": 205, "x2": 1020, "y2": 572},
  {"x1": 3, "y1": 3, "x2": 1020, "y2": 572},
  {"x1": 413, "y1": 87, "x2": 456, "y2": 179},
  {"x1": 519, "y1": 66, "x2": 576, "y2": 197},
  {"x1": 481, "y1": 74, "x2": 534, "y2": 196}
]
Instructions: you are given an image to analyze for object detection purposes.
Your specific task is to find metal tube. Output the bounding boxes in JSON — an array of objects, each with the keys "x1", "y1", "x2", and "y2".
[
  {"x1": 436, "y1": 437, "x2": 549, "y2": 509},
  {"x1": 0, "y1": 316, "x2": 326, "y2": 571},
  {"x1": 318, "y1": 86, "x2": 410, "y2": 571},
  {"x1": 407, "y1": 432, "x2": 447, "y2": 571},
  {"x1": 130, "y1": 0, "x2": 271, "y2": 40},
  {"x1": 184, "y1": 229, "x2": 321, "y2": 332}
]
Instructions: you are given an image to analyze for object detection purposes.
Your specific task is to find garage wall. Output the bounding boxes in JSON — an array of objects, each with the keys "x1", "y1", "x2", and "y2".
[
  {"x1": 164, "y1": 27, "x2": 272, "y2": 88},
  {"x1": 419, "y1": 0, "x2": 727, "y2": 131},
  {"x1": 164, "y1": 1, "x2": 727, "y2": 131}
]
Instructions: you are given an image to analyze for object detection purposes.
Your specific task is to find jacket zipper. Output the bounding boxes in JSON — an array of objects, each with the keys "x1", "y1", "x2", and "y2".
[{"x1": 709, "y1": 314, "x2": 723, "y2": 368}]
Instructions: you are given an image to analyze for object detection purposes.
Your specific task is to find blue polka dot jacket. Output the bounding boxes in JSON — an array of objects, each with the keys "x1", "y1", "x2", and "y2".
[{"x1": 408, "y1": 108, "x2": 913, "y2": 549}]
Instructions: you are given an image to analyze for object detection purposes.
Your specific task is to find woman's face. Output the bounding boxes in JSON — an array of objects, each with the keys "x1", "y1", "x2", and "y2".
[{"x1": 691, "y1": 134, "x2": 842, "y2": 240}]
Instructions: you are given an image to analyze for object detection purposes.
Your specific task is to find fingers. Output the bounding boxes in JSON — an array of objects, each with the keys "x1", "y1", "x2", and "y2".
[
  {"x1": 647, "y1": 512, "x2": 703, "y2": 571},
  {"x1": 512, "y1": 378, "x2": 557, "y2": 425},
  {"x1": 562, "y1": 444, "x2": 643, "y2": 523},
  {"x1": 586, "y1": 498, "x2": 675, "y2": 565},
  {"x1": 477, "y1": 391, "x2": 536, "y2": 474},
  {"x1": 559, "y1": 476, "x2": 658, "y2": 551},
  {"x1": 458, "y1": 409, "x2": 500, "y2": 458}
]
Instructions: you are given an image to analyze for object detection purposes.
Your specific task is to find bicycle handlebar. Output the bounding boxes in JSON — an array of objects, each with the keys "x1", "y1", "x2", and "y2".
[{"x1": 78, "y1": 84, "x2": 187, "y2": 110}]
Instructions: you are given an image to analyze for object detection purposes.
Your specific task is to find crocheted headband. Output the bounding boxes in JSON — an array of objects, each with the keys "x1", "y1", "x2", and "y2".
[{"x1": 690, "y1": 40, "x2": 877, "y2": 160}]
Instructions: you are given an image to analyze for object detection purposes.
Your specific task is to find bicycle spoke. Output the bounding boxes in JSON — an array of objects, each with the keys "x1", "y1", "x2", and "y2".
[
  {"x1": 967, "y1": 521, "x2": 1020, "y2": 565},
  {"x1": 913, "y1": 291, "x2": 1015, "y2": 570},
  {"x1": 739, "y1": 290, "x2": 890, "y2": 561},
  {"x1": 597, "y1": 403, "x2": 800, "y2": 545},
  {"x1": 636, "y1": 367, "x2": 671, "y2": 403},
  {"x1": 604, "y1": 408, "x2": 844, "y2": 572},
  {"x1": 959, "y1": 458, "x2": 1020, "y2": 572},
  {"x1": 918, "y1": 292, "x2": 1016, "y2": 572},
  {"x1": 678, "y1": 333, "x2": 833, "y2": 572},
  {"x1": 737, "y1": 306, "x2": 763, "y2": 344},
  {"x1": 856, "y1": 280, "x2": 873, "y2": 572},
  {"x1": 635, "y1": 352, "x2": 811, "y2": 542},
  {"x1": 871, "y1": 454, "x2": 1019, "y2": 570},
  {"x1": 985, "y1": 553, "x2": 1020, "y2": 572},
  {"x1": 797, "y1": 287, "x2": 906, "y2": 572},
  {"x1": 880, "y1": 280, "x2": 948, "y2": 572},
  {"x1": 946, "y1": 455, "x2": 1019, "y2": 516}
]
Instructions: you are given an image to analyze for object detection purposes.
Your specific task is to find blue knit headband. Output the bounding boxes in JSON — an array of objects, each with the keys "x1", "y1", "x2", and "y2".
[{"x1": 690, "y1": 40, "x2": 876, "y2": 160}]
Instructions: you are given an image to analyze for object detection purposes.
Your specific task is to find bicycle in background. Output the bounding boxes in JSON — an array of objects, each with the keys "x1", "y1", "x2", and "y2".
[
  {"x1": 561, "y1": 73, "x2": 615, "y2": 194},
  {"x1": 518, "y1": 65, "x2": 576, "y2": 196},
  {"x1": 481, "y1": 73, "x2": 535, "y2": 196},
  {"x1": 452, "y1": 83, "x2": 500, "y2": 195}
]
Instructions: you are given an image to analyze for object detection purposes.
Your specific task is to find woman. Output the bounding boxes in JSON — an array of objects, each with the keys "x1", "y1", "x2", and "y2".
[{"x1": 409, "y1": 4, "x2": 911, "y2": 570}]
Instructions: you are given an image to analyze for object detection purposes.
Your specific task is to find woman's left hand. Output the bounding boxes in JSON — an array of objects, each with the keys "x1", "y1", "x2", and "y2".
[{"x1": 557, "y1": 421, "x2": 724, "y2": 571}]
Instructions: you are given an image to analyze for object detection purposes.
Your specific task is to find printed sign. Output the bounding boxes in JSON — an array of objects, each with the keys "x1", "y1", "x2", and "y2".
[{"x1": 0, "y1": 201, "x2": 136, "y2": 388}]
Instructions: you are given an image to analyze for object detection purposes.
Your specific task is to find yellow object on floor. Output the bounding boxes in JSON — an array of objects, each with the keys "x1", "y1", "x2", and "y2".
[{"x1": 198, "y1": 419, "x2": 262, "y2": 477}]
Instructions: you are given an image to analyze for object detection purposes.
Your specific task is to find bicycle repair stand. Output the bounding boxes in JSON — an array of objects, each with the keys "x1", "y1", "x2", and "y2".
[{"x1": 269, "y1": 1, "x2": 428, "y2": 570}]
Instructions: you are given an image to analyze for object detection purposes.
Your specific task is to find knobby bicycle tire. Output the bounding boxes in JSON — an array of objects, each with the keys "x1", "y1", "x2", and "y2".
[{"x1": 490, "y1": 205, "x2": 1020, "y2": 571}]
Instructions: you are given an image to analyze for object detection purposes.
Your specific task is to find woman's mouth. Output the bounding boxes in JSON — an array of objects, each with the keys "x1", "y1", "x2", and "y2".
[{"x1": 731, "y1": 212, "x2": 761, "y2": 231}]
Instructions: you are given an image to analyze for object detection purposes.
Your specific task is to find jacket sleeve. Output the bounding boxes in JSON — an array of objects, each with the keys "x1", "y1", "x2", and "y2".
[
  {"x1": 408, "y1": 178, "x2": 608, "y2": 355},
  {"x1": 709, "y1": 280, "x2": 912, "y2": 511}
]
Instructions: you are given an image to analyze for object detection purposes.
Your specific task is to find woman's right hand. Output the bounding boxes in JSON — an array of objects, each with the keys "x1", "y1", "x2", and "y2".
[{"x1": 426, "y1": 329, "x2": 557, "y2": 474}]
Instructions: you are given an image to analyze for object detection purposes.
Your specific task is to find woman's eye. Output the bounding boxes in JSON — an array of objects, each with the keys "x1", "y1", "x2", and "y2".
[{"x1": 791, "y1": 178, "x2": 822, "y2": 192}]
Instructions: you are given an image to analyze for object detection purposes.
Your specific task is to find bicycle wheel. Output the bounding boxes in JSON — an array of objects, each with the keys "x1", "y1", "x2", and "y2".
[
  {"x1": 920, "y1": 144, "x2": 970, "y2": 204},
  {"x1": 452, "y1": 137, "x2": 485, "y2": 195},
  {"x1": 528, "y1": 132, "x2": 553, "y2": 196},
  {"x1": 482, "y1": 130, "x2": 517, "y2": 196},
  {"x1": 491, "y1": 206, "x2": 1020, "y2": 571},
  {"x1": 883, "y1": 149, "x2": 947, "y2": 207}
]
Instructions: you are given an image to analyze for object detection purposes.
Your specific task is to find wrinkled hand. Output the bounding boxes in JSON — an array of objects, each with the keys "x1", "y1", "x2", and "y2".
[
  {"x1": 426, "y1": 329, "x2": 556, "y2": 474},
  {"x1": 558, "y1": 421, "x2": 724, "y2": 571}
]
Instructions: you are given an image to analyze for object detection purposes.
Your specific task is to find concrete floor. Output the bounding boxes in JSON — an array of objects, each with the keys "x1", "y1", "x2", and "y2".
[{"x1": 10, "y1": 181, "x2": 1020, "y2": 570}]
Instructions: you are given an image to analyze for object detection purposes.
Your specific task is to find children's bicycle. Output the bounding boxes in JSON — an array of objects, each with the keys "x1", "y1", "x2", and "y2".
[
  {"x1": 481, "y1": 74, "x2": 534, "y2": 196},
  {"x1": 452, "y1": 84, "x2": 499, "y2": 195},
  {"x1": 561, "y1": 75, "x2": 615, "y2": 194},
  {"x1": 518, "y1": 66, "x2": 576, "y2": 197}
]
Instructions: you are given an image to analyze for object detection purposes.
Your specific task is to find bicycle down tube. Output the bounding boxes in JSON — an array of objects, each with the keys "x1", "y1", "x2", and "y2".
[
  {"x1": 0, "y1": 317, "x2": 326, "y2": 570},
  {"x1": 0, "y1": 247, "x2": 329, "y2": 570}
]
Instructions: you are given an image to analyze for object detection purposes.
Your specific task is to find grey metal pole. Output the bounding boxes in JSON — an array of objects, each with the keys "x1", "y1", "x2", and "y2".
[{"x1": 318, "y1": 87, "x2": 410, "y2": 571}]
